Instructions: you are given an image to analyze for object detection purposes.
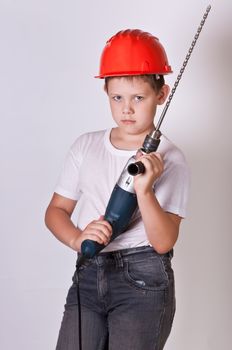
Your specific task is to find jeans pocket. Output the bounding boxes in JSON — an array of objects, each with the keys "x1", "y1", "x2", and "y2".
[{"x1": 123, "y1": 256, "x2": 169, "y2": 292}]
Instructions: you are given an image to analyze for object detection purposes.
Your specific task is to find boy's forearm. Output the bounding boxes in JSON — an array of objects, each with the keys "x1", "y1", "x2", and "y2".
[
  {"x1": 45, "y1": 206, "x2": 81, "y2": 251},
  {"x1": 137, "y1": 191, "x2": 179, "y2": 254}
]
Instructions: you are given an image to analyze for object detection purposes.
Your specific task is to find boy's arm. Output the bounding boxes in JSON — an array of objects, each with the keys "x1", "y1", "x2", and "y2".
[
  {"x1": 134, "y1": 152, "x2": 182, "y2": 254},
  {"x1": 45, "y1": 193, "x2": 81, "y2": 250},
  {"x1": 45, "y1": 193, "x2": 112, "y2": 251},
  {"x1": 137, "y1": 191, "x2": 181, "y2": 254}
]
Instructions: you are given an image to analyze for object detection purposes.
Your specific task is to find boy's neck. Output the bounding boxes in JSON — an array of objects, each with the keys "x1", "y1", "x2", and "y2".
[{"x1": 110, "y1": 126, "x2": 155, "y2": 151}]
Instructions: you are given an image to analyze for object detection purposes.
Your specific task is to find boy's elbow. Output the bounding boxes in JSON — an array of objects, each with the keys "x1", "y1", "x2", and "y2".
[
  {"x1": 154, "y1": 244, "x2": 173, "y2": 255},
  {"x1": 151, "y1": 236, "x2": 177, "y2": 255},
  {"x1": 155, "y1": 230, "x2": 179, "y2": 254},
  {"x1": 44, "y1": 205, "x2": 52, "y2": 229}
]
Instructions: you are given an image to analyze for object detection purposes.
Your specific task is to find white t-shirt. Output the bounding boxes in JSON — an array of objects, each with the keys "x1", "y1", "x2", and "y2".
[{"x1": 55, "y1": 128, "x2": 190, "y2": 252}]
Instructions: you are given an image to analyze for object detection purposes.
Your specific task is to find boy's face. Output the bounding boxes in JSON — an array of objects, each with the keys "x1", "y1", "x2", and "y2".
[{"x1": 106, "y1": 76, "x2": 169, "y2": 137}]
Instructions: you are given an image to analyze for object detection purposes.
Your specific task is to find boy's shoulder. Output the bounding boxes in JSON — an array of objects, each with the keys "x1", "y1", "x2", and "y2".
[
  {"x1": 156, "y1": 135, "x2": 190, "y2": 189},
  {"x1": 77, "y1": 129, "x2": 107, "y2": 141},
  {"x1": 70, "y1": 129, "x2": 108, "y2": 154},
  {"x1": 160, "y1": 134, "x2": 187, "y2": 166}
]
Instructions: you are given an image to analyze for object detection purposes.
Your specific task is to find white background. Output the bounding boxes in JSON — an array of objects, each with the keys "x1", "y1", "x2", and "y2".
[{"x1": 1, "y1": 0, "x2": 231, "y2": 349}]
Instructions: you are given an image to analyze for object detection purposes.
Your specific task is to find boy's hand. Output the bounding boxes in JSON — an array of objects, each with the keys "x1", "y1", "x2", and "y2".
[
  {"x1": 74, "y1": 216, "x2": 112, "y2": 252},
  {"x1": 133, "y1": 152, "x2": 164, "y2": 195}
]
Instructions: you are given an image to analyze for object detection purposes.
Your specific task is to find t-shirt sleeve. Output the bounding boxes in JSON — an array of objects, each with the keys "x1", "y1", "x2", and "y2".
[
  {"x1": 154, "y1": 162, "x2": 190, "y2": 218},
  {"x1": 54, "y1": 144, "x2": 82, "y2": 201}
]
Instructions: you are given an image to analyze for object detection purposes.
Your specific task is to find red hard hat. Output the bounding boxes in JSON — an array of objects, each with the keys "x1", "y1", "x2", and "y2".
[{"x1": 95, "y1": 29, "x2": 172, "y2": 78}]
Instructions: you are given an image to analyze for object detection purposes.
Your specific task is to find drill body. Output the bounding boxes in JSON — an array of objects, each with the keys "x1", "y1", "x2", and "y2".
[{"x1": 81, "y1": 157, "x2": 138, "y2": 258}]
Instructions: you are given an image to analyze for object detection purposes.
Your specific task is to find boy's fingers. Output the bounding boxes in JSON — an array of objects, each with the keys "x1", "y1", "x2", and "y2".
[
  {"x1": 90, "y1": 227, "x2": 112, "y2": 244},
  {"x1": 87, "y1": 222, "x2": 112, "y2": 239},
  {"x1": 142, "y1": 153, "x2": 163, "y2": 166},
  {"x1": 93, "y1": 229, "x2": 110, "y2": 243},
  {"x1": 83, "y1": 233, "x2": 109, "y2": 245},
  {"x1": 138, "y1": 154, "x2": 164, "y2": 175},
  {"x1": 95, "y1": 218, "x2": 112, "y2": 232},
  {"x1": 151, "y1": 153, "x2": 163, "y2": 165}
]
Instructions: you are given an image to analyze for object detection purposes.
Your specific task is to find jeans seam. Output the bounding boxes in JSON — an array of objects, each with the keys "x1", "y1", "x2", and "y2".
[
  {"x1": 158, "y1": 256, "x2": 170, "y2": 284},
  {"x1": 154, "y1": 293, "x2": 166, "y2": 350}
]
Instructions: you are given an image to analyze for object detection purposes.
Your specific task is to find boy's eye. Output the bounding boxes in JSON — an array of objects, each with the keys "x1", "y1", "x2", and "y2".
[
  {"x1": 112, "y1": 96, "x2": 122, "y2": 102},
  {"x1": 134, "y1": 96, "x2": 144, "y2": 102}
]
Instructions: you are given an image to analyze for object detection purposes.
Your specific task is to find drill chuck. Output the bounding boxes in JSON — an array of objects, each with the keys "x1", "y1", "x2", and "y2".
[{"x1": 127, "y1": 130, "x2": 161, "y2": 176}]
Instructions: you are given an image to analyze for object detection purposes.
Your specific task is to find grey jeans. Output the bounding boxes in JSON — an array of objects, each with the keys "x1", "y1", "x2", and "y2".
[{"x1": 56, "y1": 246, "x2": 175, "y2": 350}]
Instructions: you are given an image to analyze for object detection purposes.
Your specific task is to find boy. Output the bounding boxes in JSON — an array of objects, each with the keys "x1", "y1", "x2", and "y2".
[{"x1": 45, "y1": 29, "x2": 190, "y2": 349}]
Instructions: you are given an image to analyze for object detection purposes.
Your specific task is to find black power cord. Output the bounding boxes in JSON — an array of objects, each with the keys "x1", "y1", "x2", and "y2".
[{"x1": 75, "y1": 256, "x2": 86, "y2": 350}]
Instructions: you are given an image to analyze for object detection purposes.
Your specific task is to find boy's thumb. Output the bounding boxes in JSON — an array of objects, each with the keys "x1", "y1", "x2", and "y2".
[
  {"x1": 99, "y1": 215, "x2": 104, "y2": 220},
  {"x1": 135, "y1": 150, "x2": 143, "y2": 160}
]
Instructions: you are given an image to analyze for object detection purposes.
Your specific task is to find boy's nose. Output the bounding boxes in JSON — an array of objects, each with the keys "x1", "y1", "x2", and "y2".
[{"x1": 122, "y1": 102, "x2": 134, "y2": 115}]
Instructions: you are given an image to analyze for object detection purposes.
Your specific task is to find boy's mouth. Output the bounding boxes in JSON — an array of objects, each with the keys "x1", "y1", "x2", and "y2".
[{"x1": 121, "y1": 119, "x2": 136, "y2": 125}]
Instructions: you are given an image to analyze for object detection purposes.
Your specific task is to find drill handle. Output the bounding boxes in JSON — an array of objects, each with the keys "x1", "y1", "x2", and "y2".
[
  {"x1": 81, "y1": 239, "x2": 105, "y2": 259},
  {"x1": 80, "y1": 183, "x2": 138, "y2": 259}
]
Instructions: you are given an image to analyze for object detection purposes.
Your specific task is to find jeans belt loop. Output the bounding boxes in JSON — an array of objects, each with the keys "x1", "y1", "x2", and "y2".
[{"x1": 115, "y1": 251, "x2": 123, "y2": 268}]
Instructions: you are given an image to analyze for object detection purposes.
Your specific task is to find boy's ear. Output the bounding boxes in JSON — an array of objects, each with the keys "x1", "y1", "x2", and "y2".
[
  {"x1": 103, "y1": 84, "x2": 108, "y2": 94},
  {"x1": 157, "y1": 84, "x2": 170, "y2": 105}
]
